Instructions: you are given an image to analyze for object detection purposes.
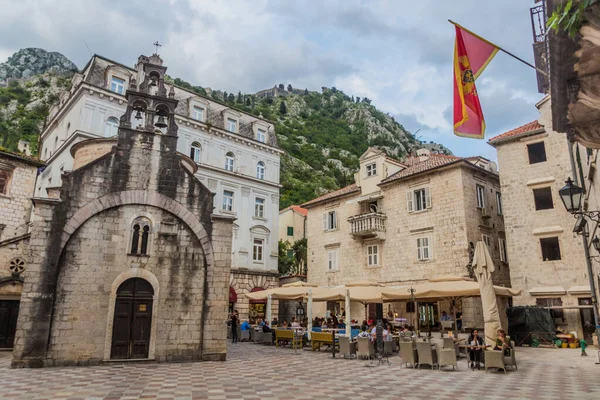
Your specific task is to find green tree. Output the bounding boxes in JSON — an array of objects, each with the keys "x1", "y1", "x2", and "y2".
[
  {"x1": 291, "y1": 238, "x2": 307, "y2": 275},
  {"x1": 227, "y1": 93, "x2": 235, "y2": 103},
  {"x1": 304, "y1": 88, "x2": 309, "y2": 95},
  {"x1": 278, "y1": 240, "x2": 294, "y2": 274},
  {"x1": 279, "y1": 101, "x2": 287, "y2": 115},
  {"x1": 237, "y1": 91, "x2": 243, "y2": 103},
  {"x1": 287, "y1": 84, "x2": 293, "y2": 92},
  {"x1": 245, "y1": 97, "x2": 251, "y2": 106}
]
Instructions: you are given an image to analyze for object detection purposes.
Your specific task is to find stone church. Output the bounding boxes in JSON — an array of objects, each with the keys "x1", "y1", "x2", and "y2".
[{"x1": 11, "y1": 53, "x2": 233, "y2": 367}]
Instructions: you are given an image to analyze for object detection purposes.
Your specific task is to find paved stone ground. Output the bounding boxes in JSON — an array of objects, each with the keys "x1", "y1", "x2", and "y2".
[{"x1": 0, "y1": 343, "x2": 599, "y2": 399}]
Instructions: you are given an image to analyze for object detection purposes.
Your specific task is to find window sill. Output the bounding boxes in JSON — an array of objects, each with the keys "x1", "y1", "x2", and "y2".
[
  {"x1": 409, "y1": 209, "x2": 429, "y2": 215},
  {"x1": 127, "y1": 253, "x2": 150, "y2": 258},
  {"x1": 367, "y1": 265, "x2": 381, "y2": 268},
  {"x1": 327, "y1": 269, "x2": 339, "y2": 273},
  {"x1": 253, "y1": 216, "x2": 268, "y2": 222},
  {"x1": 324, "y1": 228, "x2": 339, "y2": 233},
  {"x1": 0, "y1": 194, "x2": 12, "y2": 199},
  {"x1": 221, "y1": 210, "x2": 237, "y2": 216}
]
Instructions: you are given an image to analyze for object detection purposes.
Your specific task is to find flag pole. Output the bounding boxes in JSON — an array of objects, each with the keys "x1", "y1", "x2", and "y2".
[{"x1": 448, "y1": 19, "x2": 547, "y2": 76}]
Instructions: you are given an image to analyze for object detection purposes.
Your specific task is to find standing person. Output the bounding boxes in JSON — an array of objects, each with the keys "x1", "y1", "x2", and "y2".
[
  {"x1": 455, "y1": 307, "x2": 463, "y2": 331},
  {"x1": 330, "y1": 312, "x2": 339, "y2": 327},
  {"x1": 468, "y1": 329, "x2": 485, "y2": 370},
  {"x1": 230, "y1": 310, "x2": 239, "y2": 344}
]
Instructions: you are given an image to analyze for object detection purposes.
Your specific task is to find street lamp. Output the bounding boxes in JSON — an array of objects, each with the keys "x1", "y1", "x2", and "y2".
[{"x1": 559, "y1": 177, "x2": 585, "y2": 214}]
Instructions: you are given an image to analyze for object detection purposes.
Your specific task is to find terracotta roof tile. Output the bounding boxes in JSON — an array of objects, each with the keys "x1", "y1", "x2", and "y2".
[
  {"x1": 302, "y1": 183, "x2": 360, "y2": 208},
  {"x1": 488, "y1": 120, "x2": 544, "y2": 143},
  {"x1": 381, "y1": 154, "x2": 461, "y2": 184},
  {"x1": 280, "y1": 205, "x2": 308, "y2": 217}
]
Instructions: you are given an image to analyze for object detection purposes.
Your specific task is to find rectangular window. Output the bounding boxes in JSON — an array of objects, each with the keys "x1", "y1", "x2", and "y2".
[
  {"x1": 535, "y1": 297, "x2": 564, "y2": 322},
  {"x1": 527, "y1": 142, "x2": 547, "y2": 164},
  {"x1": 253, "y1": 238, "x2": 264, "y2": 262},
  {"x1": 499, "y1": 238, "x2": 508, "y2": 262},
  {"x1": 225, "y1": 154, "x2": 234, "y2": 172},
  {"x1": 366, "y1": 163, "x2": 377, "y2": 177},
  {"x1": 110, "y1": 77, "x2": 125, "y2": 95},
  {"x1": 417, "y1": 236, "x2": 431, "y2": 261},
  {"x1": 322, "y1": 210, "x2": 337, "y2": 231},
  {"x1": 257, "y1": 129, "x2": 266, "y2": 143},
  {"x1": 255, "y1": 197, "x2": 265, "y2": 218},
  {"x1": 476, "y1": 184, "x2": 485, "y2": 208},
  {"x1": 287, "y1": 226, "x2": 294, "y2": 236},
  {"x1": 367, "y1": 245, "x2": 379, "y2": 266},
  {"x1": 0, "y1": 169, "x2": 12, "y2": 195},
  {"x1": 222, "y1": 190, "x2": 234, "y2": 212},
  {"x1": 190, "y1": 146, "x2": 201, "y2": 163},
  {"x1": 327, "y1": 249, "x2": 339, "y2": 271},
  {"x1": 408, "y1": 188, "x2": 431, "y2": 212},
  {"x1": 482, "y1": 234, "x2": 492, "y2": 254},
  {"x1": 540, "y1": 237, "x2": 561, "y2": 261},
  {"x1": 533, "y1": 187, "x2": 554, "y2": 210},
  {"x1": 496, "y1": 192, "x2": 503, "y2": 215},
  {"x1": 227, "y1": 118, "x2": 237, "y2": 133},
  {"x1": 192, "y1": 106, "x2": 204, "y2": 121}
]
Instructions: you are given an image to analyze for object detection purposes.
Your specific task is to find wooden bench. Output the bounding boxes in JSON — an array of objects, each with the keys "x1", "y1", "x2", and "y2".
[
  {"x1": 311, "y1": 331, "x2": 337, "y2": 351},
  {"x1": 275, "y1": 329, "x2": 302, "y2": 348}
]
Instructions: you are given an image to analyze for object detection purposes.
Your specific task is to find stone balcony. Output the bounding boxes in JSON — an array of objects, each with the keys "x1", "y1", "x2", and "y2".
[{"x1": 348, "y1": 212, "x2": 386, "y2": 240}]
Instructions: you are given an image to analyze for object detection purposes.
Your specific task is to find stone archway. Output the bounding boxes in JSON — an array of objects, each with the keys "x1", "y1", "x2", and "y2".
[{"x1": 59, "y1": 190, "x2": 214, "y2": 270}]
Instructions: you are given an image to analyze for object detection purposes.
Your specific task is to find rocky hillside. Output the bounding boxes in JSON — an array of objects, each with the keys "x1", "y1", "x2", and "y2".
[
  {"x1": 0, "y1": 48, "x2": 452, "y2": 208},
  {"x1": 198, "y1": 85, "x2": 452, "y2": 208},
  {"x1": 0, "y1": 48, "x2": 77, "y2": 83}
]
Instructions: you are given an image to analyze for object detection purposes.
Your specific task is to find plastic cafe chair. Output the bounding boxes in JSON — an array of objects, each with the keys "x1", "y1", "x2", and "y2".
[
  {"x1": 356, "y1": 337, "x2": 374, "y2": 360},
  {"x1": 339, "y1": 336, "x2": 357, "y2": 359},
  {"x1": 416, "y1": 341, "x2": 438, "y2": 369},
  {"x1": 399, "y1": 341, "x2": 418, "y2": 368}
]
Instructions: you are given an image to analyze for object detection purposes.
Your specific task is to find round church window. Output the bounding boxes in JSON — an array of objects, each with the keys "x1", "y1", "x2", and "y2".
[{"x1": 9, "y1": 257, "x2": 26, "y2": 276}]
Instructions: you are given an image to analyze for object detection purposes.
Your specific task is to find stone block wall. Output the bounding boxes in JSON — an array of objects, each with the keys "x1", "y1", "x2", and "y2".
[{"x1": 230, "y1": 270, "x2": 279, "y2": 323}]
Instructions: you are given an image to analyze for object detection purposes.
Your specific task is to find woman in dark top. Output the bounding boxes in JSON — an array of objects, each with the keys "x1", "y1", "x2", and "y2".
[{"x1": 468, "y1": 329, "x2": 485, "y2": 370}]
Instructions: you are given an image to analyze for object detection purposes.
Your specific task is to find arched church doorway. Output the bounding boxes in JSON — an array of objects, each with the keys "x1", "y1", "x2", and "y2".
[{"x1": 110, "y1": 278, "x2": 154, "y2": 359}]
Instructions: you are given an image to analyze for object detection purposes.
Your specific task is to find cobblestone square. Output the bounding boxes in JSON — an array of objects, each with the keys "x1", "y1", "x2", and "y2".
[{"x1": 1, "y1": 343, "x2": 599, "y2": 399}]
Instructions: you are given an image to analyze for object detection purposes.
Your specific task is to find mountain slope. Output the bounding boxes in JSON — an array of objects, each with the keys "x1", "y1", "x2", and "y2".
[{"x1": 0, "y1": 49, "x2": 452, "y2": 209}]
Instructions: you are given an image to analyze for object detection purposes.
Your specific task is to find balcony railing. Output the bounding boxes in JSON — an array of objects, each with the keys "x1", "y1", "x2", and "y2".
[{"x1": 348, "y1": 212, "x2": 386, "y2": 239}]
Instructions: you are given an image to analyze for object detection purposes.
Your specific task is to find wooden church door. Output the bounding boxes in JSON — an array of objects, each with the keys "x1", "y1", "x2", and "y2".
[
  {"x1": 0, "y1": 300, "x2": 20, "y2": 348},
  {"x1": 110, "y1": 278, "x2": 154, "y2": 359}
]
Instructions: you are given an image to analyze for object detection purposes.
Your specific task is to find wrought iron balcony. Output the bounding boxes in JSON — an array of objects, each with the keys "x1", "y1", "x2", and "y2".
[{"x1": 348, "y1": 212, "x2": 386, "y2": 239}]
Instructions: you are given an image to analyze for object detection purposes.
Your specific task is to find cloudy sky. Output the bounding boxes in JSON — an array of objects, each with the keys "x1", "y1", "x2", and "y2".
[{"x1": 0, "y1": 0, "x2": 543, "y2": 161}]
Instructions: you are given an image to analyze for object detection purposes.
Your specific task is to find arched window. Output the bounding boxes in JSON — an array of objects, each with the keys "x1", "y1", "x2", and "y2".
[
  {"x1": 256, "y1": 161, "x2": 265, "y2": 180},
  {"x1": 190, "y1": 142, "x2": 201, "y2": 163},
  {"x1": 130, "y1": 218, "x2": 151, "y2": 256},
  {"x1": 225, "y1": 152, "x2": 235, "y2": 172},
  {"x1": 105, "y1": 117, "x2": 120, "y2": 137}
]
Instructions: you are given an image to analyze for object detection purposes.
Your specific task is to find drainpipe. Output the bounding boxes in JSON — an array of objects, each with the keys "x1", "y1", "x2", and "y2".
[{"x1": 567, "y1": 138, "x2": 600, "y2": 350}]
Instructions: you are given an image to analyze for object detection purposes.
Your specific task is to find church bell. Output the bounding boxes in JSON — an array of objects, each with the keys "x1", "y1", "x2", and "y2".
[
  {"x1": 134, "y1": 110, "x2": 143, "y2": 120},
  {"x1": 155, "y1": 115, "x2": 167, "y2": 128},
  {"x1": 149, "y1": 76, "x2": 158, "y2": 86}
]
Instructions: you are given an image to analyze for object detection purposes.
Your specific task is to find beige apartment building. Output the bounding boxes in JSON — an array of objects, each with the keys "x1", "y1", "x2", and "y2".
[
  {"x1": 489, "y1": 96, "x2": 594, "y2": 341},
  {"x1": 303, "y1": 148, "x2": 510, "y2": 330},
  {"x1": 278, "y1": 205, "x2": 307, "y2": 244}
]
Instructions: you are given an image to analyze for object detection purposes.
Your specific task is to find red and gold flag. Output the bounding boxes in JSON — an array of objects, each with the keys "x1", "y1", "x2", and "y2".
[{"x1": 453, "y1": 25, "x2": 499, "y2": 139}]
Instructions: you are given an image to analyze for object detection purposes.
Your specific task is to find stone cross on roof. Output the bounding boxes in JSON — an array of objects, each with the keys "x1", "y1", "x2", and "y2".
[{"x1": 153, "y1": 41, "x2": 161, "y2": 55}]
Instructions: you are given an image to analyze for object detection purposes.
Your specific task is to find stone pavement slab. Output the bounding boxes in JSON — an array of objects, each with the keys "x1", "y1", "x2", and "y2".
[{"x1": 0, "y1": 344, "x2": 599, "y2": 399}]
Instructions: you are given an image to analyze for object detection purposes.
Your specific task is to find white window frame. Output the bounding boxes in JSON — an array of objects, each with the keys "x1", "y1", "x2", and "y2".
[
  {"x1": 255, "y1": 197, "x2": 265, "y2": 218},
  {"x1": 496, "y1": 191, "x2": 503, "y2": 216},
  {"x1": 499, "y1": 238, "x2": 507, "y2": 263},
  {"x1": 105, "y1": 117, "x2": 120, "y2": 137},
  {"x1": 367, "y1": 244, "x2": 379, "y2": 266},
  {"x1": 225, "y1": 152, "x2": 235, "y2": 172},
  {"x1": 366, "y1": 163, "x2": 377, "y2": 177},
  {"x1": 190, "y1": 142, "x2": 201, "y2": 163},
  {"x1": 417, "y1": 236, "x2": 431, "y2": 261},
  {"x1": 253, "y1": 238, "x2": 264, "y2": 262},
  {"x1": 482, "y1": 234, "x2": 492, "y2": 254},
  {"x1": 257, "y1": 129, "x2": 267, "y2": 143},
  {"x1": 322, "y1": 210, "x2": 337, "y2": 231},
  {"x1": 327, "y1": 249, "x2": 339, "y2": 271},
  {"x1": 110, "y1": 76, "x2": 125, "y2": 95},
  {"x1": 408, "y1": 187, "x2": 431, "y2": 212},
  {"x1": 256, "y1": 161, "x2": 265, "y2": 180},
  {"x1": 476, "y1": 184, "x2": 485, "y2": 209},
  {"x1": 192, "y1": 106, "x2": 205, "y2": 122},
  {"x1": 227, "y1": 118, "x2": 237, "y2": 133},
  {"x1": 222, "y1": 190, "x2": 234, "y2": 212}
]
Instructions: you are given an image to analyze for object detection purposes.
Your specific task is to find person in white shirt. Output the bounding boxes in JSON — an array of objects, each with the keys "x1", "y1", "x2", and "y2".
[{"x1": 291, "y1": 317, "x2": 300, "y2": 328}]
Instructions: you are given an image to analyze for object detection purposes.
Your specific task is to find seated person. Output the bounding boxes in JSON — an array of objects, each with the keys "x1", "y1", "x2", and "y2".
[
  {"x1": 494, "y1": 329, "x2": 511, "y2": 356},
  {"x1": 291, "y1": 317, "x2": 301, "y2": 328},
  {"x1": 282, "y1": 320, "x2": 289, "y2": 328},
  {"x1": 468, "y1": 329, "x2": 485, "y2": 370},
  {"x1": 357, "y1": 326, "x2": 370, "y2": 338},
  {"x1": 240, "y1": 320, "x2": 250, "y2": 331},
  {"x1": 272, "y1": 317, "x2": 279, "y2": 327},
  {"x1": 262, "y1": 321, "x2": 272, "y2": 333},
  {"x1": 383, "y1": 324, "x2": 392, "y2": 341},
  {"x1": 440, "y1": 311, "x2": 452, "y2": 321}
]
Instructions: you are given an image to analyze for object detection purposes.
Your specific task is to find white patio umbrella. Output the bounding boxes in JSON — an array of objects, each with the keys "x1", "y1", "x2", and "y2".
[{"x1": 472, "y1": 241, "x2": 502, "y2": 347}]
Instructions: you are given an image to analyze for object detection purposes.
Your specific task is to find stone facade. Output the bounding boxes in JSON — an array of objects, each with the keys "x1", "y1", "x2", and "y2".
[
  {"x1": 303, "y1": 148, "x2": 510, "y2": 330},
  {"x1": 34, "y1": 54, "x2": 282, "y2": 320},
  {"x1": 489, "y1": 97, "x2": 594, "y2": 340},
  {"x1": 229, "y1": 269, "x2": 279, "y2": 324},
  {"x1": 10, "y1": 54, "x2": 233, "y2": 367}
]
